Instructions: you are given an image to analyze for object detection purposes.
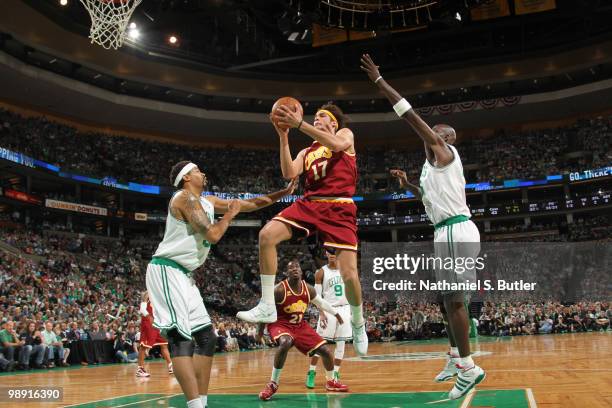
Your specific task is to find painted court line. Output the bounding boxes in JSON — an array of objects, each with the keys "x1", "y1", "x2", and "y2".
[
  {"x1": 111, "y1": 394, "x2": 182, "y2": 408},
  {"x1": 63, "y1": 393, "x2": 143, "y2": 407},
  {"x1": 486, "y1": 368, "x2": 612, "y2": 372},
  {"x1": 459, "y1": 389, "x2": 476, "y2": 408},
  {"x1": 526, "y1": 388, "x2": 538, "y2": 408},
  {"x1": 425, "y1": 397, "x2": 451, "y2": 405}
]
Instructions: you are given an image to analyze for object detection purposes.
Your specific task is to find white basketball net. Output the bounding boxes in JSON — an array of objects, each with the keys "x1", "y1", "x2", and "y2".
[{"x1": 79, "y1": 0, "x2": 143, "y2": 50}]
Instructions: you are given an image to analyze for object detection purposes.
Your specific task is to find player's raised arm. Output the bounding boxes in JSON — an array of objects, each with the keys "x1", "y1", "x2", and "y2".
[
  {"x1": 360, "y1": 54, "x2": 453, "y2": 167},
  {"x1": 270, "y1": 114, "x2": 306, "y2": 179},
  {"x1": 172, "y1": 192, "x2": 240, "y2": 244},
  {"x1": 274, "y1": 106, "x2": 354, "y2": 153},
  {"x1": 390, "y1": 169, "x2": 422, "y2": 200},
  {"x1": 208, "y1": 178, "x2": 298, "y2": 214}
]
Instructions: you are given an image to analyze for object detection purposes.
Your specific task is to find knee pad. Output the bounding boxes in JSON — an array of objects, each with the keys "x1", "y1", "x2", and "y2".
[
  {"x1": 166, "y1": 329, "x2": 194, "y2": 358},
  {"x1": 334, "y1": 340, "x2": 345, "y2": 360},
  {"x1": 193, "y1": 325, "x2": 216, "y2": 357}
]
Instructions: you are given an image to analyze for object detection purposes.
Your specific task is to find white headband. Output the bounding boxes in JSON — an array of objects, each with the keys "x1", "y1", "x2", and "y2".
[{"x1": 174, "y1": 162, "x2": 197, "y2": 187}]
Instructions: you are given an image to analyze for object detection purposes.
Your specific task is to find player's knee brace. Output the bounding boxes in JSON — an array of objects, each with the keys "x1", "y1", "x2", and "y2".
[
  {"x1": 167, "y1": 329, "x2": 194, "y2": 358},
  {"x1": 334, "y1": 340, "x2": 345, "y2": 360},
  {"x1": 193, "y1": 325, "x2": 216, "y2": 357}
]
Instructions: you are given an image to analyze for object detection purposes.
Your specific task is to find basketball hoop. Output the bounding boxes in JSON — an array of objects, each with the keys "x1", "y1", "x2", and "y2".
[{"x1": 79, "y1": 0, "x2": 143, "y2": 50}]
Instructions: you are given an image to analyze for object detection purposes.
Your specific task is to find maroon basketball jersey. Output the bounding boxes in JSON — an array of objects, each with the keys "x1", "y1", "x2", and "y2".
[
  {"x1": 276, "y1": 279, "x2": 311, "y2": 325},
  {"x1": 302, "y1": 141, "x2": 357, "y2": 198},
  {"x1": 146, "y1": 301, "x2": 154, "y2": 318}
]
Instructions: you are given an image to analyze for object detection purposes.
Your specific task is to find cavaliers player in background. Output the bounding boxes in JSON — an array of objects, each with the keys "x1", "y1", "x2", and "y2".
[
  {"x1": 136, "y1": 291, "x2": 172, "y2": 378},
  {"x1": 257, "y1": 260, "x2": 348, "y2": 401},
  {"x1": 237, "y1": 103, "x2": 368, "y2": 358}
]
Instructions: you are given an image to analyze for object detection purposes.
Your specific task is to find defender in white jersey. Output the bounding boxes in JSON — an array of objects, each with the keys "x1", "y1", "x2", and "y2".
[
  {"x1": 306, "y1": 250, "x2": 352, "y2": 388},
  {"x1": 362, "y1": 54, "x2": 485, "y2": 400},
  {"x1": 147, "y1": 160, "x2": 296, "y2": 408}
]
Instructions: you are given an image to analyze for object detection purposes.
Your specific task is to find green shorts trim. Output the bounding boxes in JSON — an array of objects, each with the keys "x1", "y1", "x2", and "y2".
[
  {"x1": 151, "y1": 257, "x2": 192, "y2": 275},
  {"x1": 434, "y1": 214, "x2": 469, "y2": 231}
]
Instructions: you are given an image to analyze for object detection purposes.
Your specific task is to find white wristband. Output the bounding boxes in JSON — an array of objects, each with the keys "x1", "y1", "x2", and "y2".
[
  {"x1": 374, "y1": 75, "x2": 383, "y2": 83},
  {"x1": 393, "y1": 98, "x2": 412, "y2": 117}
]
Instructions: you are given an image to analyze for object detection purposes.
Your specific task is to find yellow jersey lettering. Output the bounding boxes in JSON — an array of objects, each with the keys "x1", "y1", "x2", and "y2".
[
  {"x1": 305, "y1": 146, "x2": 333, "y2": 170},
  {"x1": 283, "y1": 300, "x2": 308, "y2": 314}
]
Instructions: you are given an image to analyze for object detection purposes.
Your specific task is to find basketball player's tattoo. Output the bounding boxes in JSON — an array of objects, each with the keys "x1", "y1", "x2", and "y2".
[{"x1": 179, "y1": 192, "x2": 211, "y2": 234}]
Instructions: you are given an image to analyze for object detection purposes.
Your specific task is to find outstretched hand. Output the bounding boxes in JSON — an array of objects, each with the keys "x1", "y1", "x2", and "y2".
[
  {"x1": 390, "y1": 169, "x2": 409, "y2": 189},
  {"x1": 284, "y1": 178, "x2": 299, "y2": 195},
  {"x1": 360, "y1": 53, "x2": 382, "y2": 83}
]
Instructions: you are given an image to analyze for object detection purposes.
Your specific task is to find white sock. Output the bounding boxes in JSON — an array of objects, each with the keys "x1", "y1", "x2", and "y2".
[
  {"x1": 325, "y1": 370, "x2": 335, "y2": 381},
  {"x1": 458, "y1": 355, "x2": 474, "y2": 369},
  {"x1": 271, "y1": 367, "x2": 282, "y2": 383},
  {"x1": 350, "y1": 304, "x2": 364, "y2": 326},
  {"x1": 334, "y1": 365, "x2": 340, "y2": 373},
  {"x1": 261, "y1": 275, "x2": 276, "y2": 305},
  {"x1": 200, "y1": 395, "x2": 207, "y2": 407},
  {"x1": 450, "y1": 347, "x2": 459, "y2": 357},
  {"x1": 187, "y1": 398, "x2": 204, "y2": 408},
  {"x1": 309, "y1": 365, "x2": 317, "y2": 371}
]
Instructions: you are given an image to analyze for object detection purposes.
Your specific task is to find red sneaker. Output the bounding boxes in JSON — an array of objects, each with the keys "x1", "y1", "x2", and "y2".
[
  {"x1": 325, "y1": 378, "x2": 349, "y2": 392},
  {"x1": 258, "y1": 381, "x2": 279, "y2": 401}
]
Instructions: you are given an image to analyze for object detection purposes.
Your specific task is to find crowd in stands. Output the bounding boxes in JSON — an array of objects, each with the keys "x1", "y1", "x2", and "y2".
[
  {"x1": 0, "y1": 224, "x2": 321, "y2": 371},
  {"x1": 1, "y1": 219, "x2": 610, "y2": 371},
  {"x1": 1, "y1": 105, "x2": 611, "y2": 372},
  {"x1": 360, "y1": 300, "x2": 611, "y2": 342},
  {"x1": 477, "y1": 301, "x2": 611, "y2": 336},
  {"x1": 1, "y1": 109, "x2": 610, "y2": 194},
  {"x1": 481, "y1": 214, "x2": 612, "y2": 242}
]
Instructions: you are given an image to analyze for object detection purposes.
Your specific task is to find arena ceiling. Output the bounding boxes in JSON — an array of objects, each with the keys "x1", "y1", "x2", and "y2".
[{"x1": 24, "y1": 0, "x2": 612, "y2": 79}]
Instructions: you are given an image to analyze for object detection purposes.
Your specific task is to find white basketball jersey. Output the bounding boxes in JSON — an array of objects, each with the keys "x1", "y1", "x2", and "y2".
[
  {"x1": 321, "y1": 265, "x2": 348, "y2": 307},
  {"x1": 153, "y1": 190, "x2": 214, "y2": 272},
  {"x1": 419, "y1": 145, "x2": 471, "y2": 225}
]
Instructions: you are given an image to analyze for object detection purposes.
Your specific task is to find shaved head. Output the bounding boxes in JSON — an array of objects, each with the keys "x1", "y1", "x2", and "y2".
[{"x1": 432, "y1": 124, "x2": 457, "y2": 145}]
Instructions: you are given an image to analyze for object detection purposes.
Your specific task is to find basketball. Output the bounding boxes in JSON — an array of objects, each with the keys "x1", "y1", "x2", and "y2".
[{"x1": 271, "y1": 97, "x2": 303, "y2": 131}]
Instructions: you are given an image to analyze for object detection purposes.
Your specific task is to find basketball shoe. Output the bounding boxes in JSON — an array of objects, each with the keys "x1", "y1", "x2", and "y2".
[
  {"x1": 325, "y1": 378, "x2": 349, "y2": 392},
  {"x1": 306, "y1": 369, "x2": 316, "y2": 389},
  {"x1": 434, "y1": 353, "x2": 459, "y2": 382},
  {"x1": 136, "y1": 366, "x2": 150, "y2": 377},
  {"x1": 448, "y1": 364, "x2": 485, "y2": 399},
  {"x1": 351, "y1": 321, "x2": 368, "y2": 356},
  {"x1": 168, "y1": 363, "x2": 173, "y2": 374},
  {"x1": 237, "y1": 301, "x2": 277, "y2": 323},
  {"x1": 259, "y1": 381, "x2": 279, "y2": 401}
]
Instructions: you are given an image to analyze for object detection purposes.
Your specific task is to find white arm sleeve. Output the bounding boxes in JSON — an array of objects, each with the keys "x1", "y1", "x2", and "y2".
[
  {"x1": 314, "y1": 284, "x2": 323, "y2": 298},
  {"x1": 139, "y1": 302, "x2": 149, "y2": 317},
  {"x1": 311, "y1": 295, "x2": 336, "y2": 315}
]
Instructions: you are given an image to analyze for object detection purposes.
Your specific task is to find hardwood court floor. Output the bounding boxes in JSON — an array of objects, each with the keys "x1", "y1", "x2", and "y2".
[{"x1": 1, "y1": 332, "x2": 610, "y2": 408}]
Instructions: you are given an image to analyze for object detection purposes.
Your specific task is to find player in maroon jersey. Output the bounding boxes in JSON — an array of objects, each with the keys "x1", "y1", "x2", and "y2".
[
  {"x1": 136, "y1": 291, "x2": 172, "y2": 377},
  {"x1": 237, "y1": 103, "x2": 368, "y2": 357},
  {"x1": 258, "y1": 260, "x2": 349, "y2": 401}
]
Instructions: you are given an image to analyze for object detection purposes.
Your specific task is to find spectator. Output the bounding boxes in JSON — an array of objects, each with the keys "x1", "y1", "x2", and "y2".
[
  {"x1": 19, "y1": 321, "x2": 46, "y2": 369},
  {"x1": 113, "y1": 332, "x2": 138, "y2": 363},
  {"x1": 42, "y1": 321, "x2": 68, "y2": 367},
  {"x1": 0, "y1": 320, "x2": 31, "y2": 370}
]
